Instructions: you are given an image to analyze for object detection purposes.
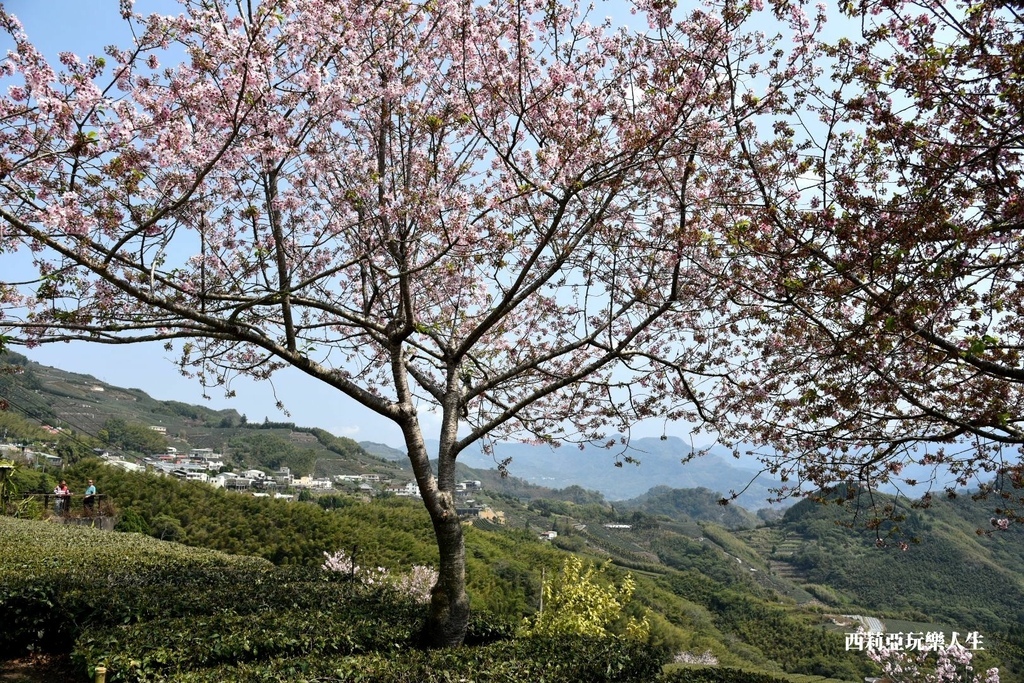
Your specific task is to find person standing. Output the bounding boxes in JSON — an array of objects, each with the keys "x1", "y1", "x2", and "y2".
[
  {"x1": 83, "y1": 479, "x2": 96, "y2": 513},
  {"x1": 54, "y1": 480, "x2": 71, "y2": 515}
]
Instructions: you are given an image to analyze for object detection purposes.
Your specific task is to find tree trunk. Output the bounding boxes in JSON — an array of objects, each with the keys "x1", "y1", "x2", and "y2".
[
  {"x1": 424, "y1": 501, "x2": 470, "y2": 648},
  {"x1": 398, "y1": 408, "x2": 470, "y2": 647}
]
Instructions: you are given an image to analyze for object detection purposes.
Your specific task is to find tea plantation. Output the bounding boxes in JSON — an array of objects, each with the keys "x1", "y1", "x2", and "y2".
[{"x1": 0, "y1": 511, "x2": 857, "y2": 683}]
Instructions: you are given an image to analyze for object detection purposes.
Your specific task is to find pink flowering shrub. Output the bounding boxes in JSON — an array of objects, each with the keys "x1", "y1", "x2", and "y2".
[
  {"x1": 869, "y1": 644, "x2": 999, "y2": 683},
  {"x1": 392, "y1": 564, "x2": 439, "y2": 604},
  {"x1": 672, "y1": 650, "x2": 719, "y2": 665},
  {"x1": 323, "y1": 550, "x2": 438, "y2": 604}
]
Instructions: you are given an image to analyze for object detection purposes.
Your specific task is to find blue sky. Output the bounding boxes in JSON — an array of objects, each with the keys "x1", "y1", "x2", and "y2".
[{"x1": 0, "y1": 0, "x2": 698, "y2": 451}]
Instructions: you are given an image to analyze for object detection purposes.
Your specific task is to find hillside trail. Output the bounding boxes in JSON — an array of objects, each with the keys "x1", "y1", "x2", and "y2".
[{"x1": 0, "y1": 654, "x2": 85, "y2": 683}]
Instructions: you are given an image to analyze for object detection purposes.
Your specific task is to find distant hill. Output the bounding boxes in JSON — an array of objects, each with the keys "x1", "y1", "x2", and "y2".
[
  {"x1": 735, "y1": 486, "x2": 1024, "y2": 634},
  {"x1": 0, "y1": 351, "x2": 241, "y2": 434},
  {"x1": 359, "y1": 441, "x2": 406, "y2": 461},
  {"x1": 448, "y1": 437, "x2": 787, "y2": 511},
  {"x1": 0, "y1": 352, "x2": 402, "y2": 479},
  {"x1": 619, "y1": 485, "x2": 761, "y2": 529},
  {"x1": 366, "y1": 435, "x2": 785, "y2": 513}
]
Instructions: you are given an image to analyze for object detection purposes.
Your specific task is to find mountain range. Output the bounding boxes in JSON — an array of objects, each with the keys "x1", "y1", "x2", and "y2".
[
  {"x1": 447, "y1": 437, "x2": 785, "y2": 510},
  {"x1": 363, "y1": 436, "x2": 785, "y2": 510}
]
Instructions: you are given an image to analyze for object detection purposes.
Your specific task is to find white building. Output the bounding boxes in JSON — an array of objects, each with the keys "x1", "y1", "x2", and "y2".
[
  {"x1": 106, "y1": 459, "x2": 143, "y2": 473},
  {"x1": 386, "y1": 481, "x2": 419, "y2": 497},
  {"x1": 274, "y1": 467, "x2": 294, "y2": 486},
  {"x1": 294, "y1": 476, "x2": 333, "y2": 490}
]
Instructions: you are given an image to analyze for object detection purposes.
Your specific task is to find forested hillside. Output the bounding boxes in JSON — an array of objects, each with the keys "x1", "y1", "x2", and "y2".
[
  {"x1": 620, "y1": 486, "x2": 761, "y2": 529},
  {"x1": 0, "y1": 352, "x2": 405, "y2": 478},
  {"x1": 736, "y1": 490, "x2": 1024, "y2": 634}
]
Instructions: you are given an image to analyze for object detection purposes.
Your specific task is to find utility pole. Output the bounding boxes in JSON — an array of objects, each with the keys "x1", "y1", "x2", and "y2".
[{"x1": 539, "y1": 567, "x2": 545, "y2": 614}]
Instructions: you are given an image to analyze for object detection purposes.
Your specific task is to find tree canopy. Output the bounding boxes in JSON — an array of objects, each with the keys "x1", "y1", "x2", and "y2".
[
  {"x1": 706, "y1": 0, "x2": 1024, "y2": 524},
  {"x1": 1, "y1": 0, "x2": 1020, "y2": 645},
  {"x1": 0, "y1": 0, "x2": 829, "y2": 645}
]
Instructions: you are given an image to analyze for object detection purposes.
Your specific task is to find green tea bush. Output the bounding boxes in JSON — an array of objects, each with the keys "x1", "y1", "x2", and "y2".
[
  {"x1": 463, "y1": 610, "x2": 519, "y2": 646},
  {"x1": 74, "y1": 605, "x2": 423, "y2": 682},
  {"x1": 659, "y1": 666, "x2": 797, "y2": 683},
  {"x1": 0, "y1": 517, "x2": 271, "y2": 654},
  {"x1": 151, "y1": 635, "x2": 666, "y2": 683}
]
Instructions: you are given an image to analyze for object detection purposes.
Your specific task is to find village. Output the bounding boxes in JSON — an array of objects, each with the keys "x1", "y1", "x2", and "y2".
[{"x1": 2, "y1": 436, "x2": 508, "y2": 525}]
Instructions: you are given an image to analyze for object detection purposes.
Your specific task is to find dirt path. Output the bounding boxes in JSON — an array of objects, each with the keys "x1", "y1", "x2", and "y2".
[{"x1": 0, "y1": 655, "x2": 87, "y2": 683}]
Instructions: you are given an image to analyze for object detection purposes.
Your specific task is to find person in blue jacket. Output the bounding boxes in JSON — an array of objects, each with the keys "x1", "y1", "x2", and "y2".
[{"x1": 83, "y1": 479, "x2": 96, "y2": 513}]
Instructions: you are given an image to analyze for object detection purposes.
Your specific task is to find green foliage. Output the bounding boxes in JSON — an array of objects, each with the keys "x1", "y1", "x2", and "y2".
[
  {"x1": 21, "y1": 459, "x2": 1003, "y2": 683},
  {"x1": 151, "y1": 635, "x2": 664, "y2": 683},
  {"x1": 0, "y1": 459, "x2": 15, "y2": 514},
  {"x1": 315, "y1": 494, "x2": 357, "y2": 511},
  {"x1": 66, "y1": 460, "x2": 444, "y2": 570},
  {"x1": 56, "y1": 431, "x2": 102, "y2": 464},
  {"x1": 75, "y1": 600, "x2": 423, "y2": 681},
  {"x1": 100, "y1": 417, "x2": 168, "y2": 454},
  {"x1": 660, "y1": 666, "x2": 836, "y2": 683},
  {"x1": 0, "y1": 515, "x2": 271, "y2": 654},
  {"x1": 227, "y1": 432, "x2": 317, "y2": 476},
  {"x1": 776, "y1": 490, "x2": 1024, "y2": 631},
  {"x1": 0, "y1": 410, "x2": 50, "y2": 444},
  {"x1": 520, "y1": 556, "x2": 649, "y2": 640},
  {"x1": 527, "y1": 496, "x2": 615, "y2": 521},
  {"x1": 307, "y1": 428, "x2": 366, "y2": 459},
  {"x1": 2, "y1": 515, "x2": 662, "y2": 683},
  {"x1": 151, "y1": 513, "x2": 187, "y2": 542},
  {"x1": 158, "y1": 401, "x2": 206, "y2": 421},
  {"x1": 0, "y1": 352, "x2": 43, "y2": 396},
  {"x1": 1, "y1": 460, "x2": 52, "y2": 519},
  {"x1": 658, "y1": 572, "x2": 868, "y2": 678},
  {"x1": 551, "y1": 484, "x2": 608, "y2": 505},
  {"x1": 13, "y1": 463, "x2": 651, "y2": 649},
  {"x1": 621, "y1": 487, "x2": 760, "y2": 530},
  {"x1": 115, "y1": 508, "x2": 150, "y2": 534}
]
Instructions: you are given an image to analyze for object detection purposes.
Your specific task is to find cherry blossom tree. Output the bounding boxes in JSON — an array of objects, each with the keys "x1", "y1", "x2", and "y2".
[
  {"x1": 0, "y1": 0, "x2": 821, "y2": 644},
  {"x1": 714, "y1": 0, "x2": 1024, "y2": 524}
]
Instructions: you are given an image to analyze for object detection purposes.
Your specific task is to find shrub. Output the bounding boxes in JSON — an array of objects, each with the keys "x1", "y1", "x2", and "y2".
[
  {"x1": 146, "y1": 635, "x2": 665, "y2": 683},
  {"x1": 114, "y1": 509, "x2": 150, "y2": 534},
  {"x1": 322, "y1": 549, "x2": 438, "y2": 604},
  {"x1": 74, "y1": 605, "x2": 423, "y2": 682},
  {"x1": 659, "y1": 667, "x2": 796, "y2": 683},
  {"x1": 520, "y1": 556, "x2": 649, "y2": 640},
  {"x1": 0, "y1": 517, "x2": 270, "y2": 654}
]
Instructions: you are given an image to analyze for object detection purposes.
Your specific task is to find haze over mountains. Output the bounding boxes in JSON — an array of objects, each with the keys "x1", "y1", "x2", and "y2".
[
  {"x1": 439, "y1": 438, "x2": 784, "y2": 510},
  {"x1": 356, "y1": 436, "x2": 784, "y2": 510}
]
